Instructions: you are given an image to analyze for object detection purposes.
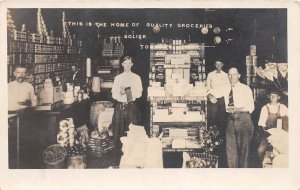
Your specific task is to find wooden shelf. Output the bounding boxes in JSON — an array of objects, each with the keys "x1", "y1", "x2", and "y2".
[
  {"x1": 8, "y1": 32, "x2": 83, "y2": 96},
  {"x1": 34, "y1": 69, "x2": 67, "y2": 74},
  {"x1": 149, "y1": 42, "x2": 207, "y2": 154}
]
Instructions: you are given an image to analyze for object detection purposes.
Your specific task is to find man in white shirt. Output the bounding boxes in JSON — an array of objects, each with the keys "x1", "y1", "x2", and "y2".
[
  {"x1": 111, "y1": 56, "x2": 143, "y2": 149},
  {"x1": 224, "y1": 67, "x2": 255, "y2": 168},
  {"x1": 206, "y1": 59, "x2": 230, "y2": 133},
  {"x1": 206, "y1": 59, "x2": 230, "y2": 168},
  {"x1": 8, "y1": 65, "x2": 37, "y2": 111}
]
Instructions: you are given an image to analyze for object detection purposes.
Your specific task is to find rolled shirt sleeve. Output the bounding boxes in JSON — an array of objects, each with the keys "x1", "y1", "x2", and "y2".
[
  {"x1": 244, "y1": 86, "x2": 255, "y2": 113},
  {"x1": 8, "y1": 81, "x2": 37, "y2": 110},
  {"x1": 206, "y1": 72, "x2": 212, "y2": 90},
  {"x1": 206, "y1": 71, "x2": 230, "y2": 98},
  {"x1": 132, "y1": 75, "x2": 143, "y2": 100},
  {"x1": 258, "y1": 106, "x2": 268, "y2": 128},
  {"x1": 224, "y1": 82, "x2": 255, "y2": 113},
  {"x1": 280, "y1": 104, "x2": 288, "y2": 117},
  {"x1": 258, "y1": 104, "x2": 288, "y2": 128},
  {"x1": 111, "y1": 75, "x2": 123, "y2": 101}
]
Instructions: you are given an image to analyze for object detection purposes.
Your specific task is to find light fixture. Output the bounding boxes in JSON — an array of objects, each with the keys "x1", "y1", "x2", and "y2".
[
  {"x1": 153, "y1": 24, "x2": 160, "y2": 33},
  {"x1": 201, "y1": 27, "x2": 208, "y2": 34},
  {"x1": 214, "y1": 36, "x2": 222, "y2": 44},
  {"x1": 213, "y1": 27, "x2": 221, "y2": 34}
]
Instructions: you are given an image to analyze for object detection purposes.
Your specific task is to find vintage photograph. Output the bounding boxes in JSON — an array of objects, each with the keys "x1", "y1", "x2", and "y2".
[
  {"x1": 6, "y1": 8, "x2": 289, "y2": 169},
  {"x1": 1, "y1": 1, "x2": 300, "y2": 189}
]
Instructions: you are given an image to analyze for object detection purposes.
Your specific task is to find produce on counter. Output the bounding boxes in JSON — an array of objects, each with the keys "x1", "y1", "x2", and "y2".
[
  {"x1": 186, "y1": 157, "x2": 217, "y2": 168},
  {"x1": 66, "y1": 144, "x2": 85, "y2": 157},
  {"x1": 66, "y1": 144, "x2": 87, "y2": 169},
  {"x1": 43, "y1": 144, "x2": 67, "y2": 165}
]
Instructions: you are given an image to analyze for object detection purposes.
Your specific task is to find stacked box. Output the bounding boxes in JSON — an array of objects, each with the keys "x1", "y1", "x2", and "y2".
[{"x1": 245, "y1": 45, "x2": 258, "y2": 86}]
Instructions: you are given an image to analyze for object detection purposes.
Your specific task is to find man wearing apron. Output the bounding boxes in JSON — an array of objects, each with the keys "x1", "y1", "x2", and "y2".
[
  {"x1": 257, "y1": 91, "x2": 288, "y2": 160},
  {"x1": 206, "y1": 59, "x2": 230, "y2": 167},
  {"x1": 111, "y1": 56, "x2": 143, "y2": 150},
  {"x1": 206, "y1": 59, "x2": 230, "y2": 136}
]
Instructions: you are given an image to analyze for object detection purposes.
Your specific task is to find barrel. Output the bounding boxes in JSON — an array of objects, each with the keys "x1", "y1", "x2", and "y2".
[{"x1": 90, "y1": 101, "x2": 113, "y2": 129}]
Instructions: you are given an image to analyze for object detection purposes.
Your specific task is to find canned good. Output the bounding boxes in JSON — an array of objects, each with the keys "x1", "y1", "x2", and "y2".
[
  {"x1": 246, "y1": 64, "x2": 252, "y2": 76},
  {"x1": 250, "y1": 45, "x2": 256, "y2": 56},
  {"x1": 246, "y1": 56, "x2": 252, "y2": 66},
  {"x1": 151, "y1": 66, "x2": 156, "y2": 73},
  {"x1": 246, "y1": 77, "x2": 251, "y2": 86},
  {"x1": 252, "y1": 65, "x2": 257, "y2": 76},
  {"x1": 152, "y1": 125, "x2": 160, "y2": 137}
]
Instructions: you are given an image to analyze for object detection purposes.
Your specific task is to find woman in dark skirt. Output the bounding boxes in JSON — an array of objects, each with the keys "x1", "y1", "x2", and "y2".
[{"x1": 111, "y1": 56, "x2": 143, "y2": 149}]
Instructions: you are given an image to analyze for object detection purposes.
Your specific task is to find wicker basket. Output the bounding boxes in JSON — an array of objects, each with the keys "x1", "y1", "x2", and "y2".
[
  {"x1": 87, "y1": 136, "x2": 114, "y2": 157},
  {"x1": 186, "y1": 152, "x2": 218, "y2": 168}
]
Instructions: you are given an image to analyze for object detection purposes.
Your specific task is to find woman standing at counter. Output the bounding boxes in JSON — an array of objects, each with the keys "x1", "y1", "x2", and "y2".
[{"x1": 111, "y1": 56, "x2": 143, "y2": 149}]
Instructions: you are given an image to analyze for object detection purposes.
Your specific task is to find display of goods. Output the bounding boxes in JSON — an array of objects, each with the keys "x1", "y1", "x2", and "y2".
[
  {"x1": 42, "y1": 144, "x2": 67, "y2": 168},
  {"x1": 277, "y1": 63, "x2": 288, "y2": 78},
  {"x1": 87, "y1": 133, "x2": 114, "y2": 157},
  {"x1": 13, "y1": 31, "x2": 27, "y2": 41},
  {"x1": 155, "y1": 65, "x2": 164, "y2": 73},
  {"x1": 90, "y1": 101, "x2": 113, "y2": 129},
  {"x1": 198, "y1": 125, "x2": 224, "y2": 153},
  {"x1": 66, "y1": 144, "x2": 85, "y2": 157},
  {"x1": 186, "y1": 152, "x2": 218, "y2": 168},
  {"x1": 67, "y1": 155, "x2": 86, "y2": 169},
  {"x1": 66, "y1": 141, "x2": 87, "y2": 169},
  {"x1": 190, "y1": 72, "x2": 199, "y2": 81},
  {"x1": 255, "y1": 63, "x2": 288, "y2": 92},
  {"x1": 113, "y1": 45, "x2": 124, "y2": 57}
]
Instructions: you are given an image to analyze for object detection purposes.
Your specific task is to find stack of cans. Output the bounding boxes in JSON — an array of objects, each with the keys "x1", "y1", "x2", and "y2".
[{"x1": 245, "y1": 45, "x2": 257, "y2": 86}]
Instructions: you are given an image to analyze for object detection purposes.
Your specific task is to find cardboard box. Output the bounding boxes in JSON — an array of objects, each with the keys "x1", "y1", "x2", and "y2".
[{"x1": 43, "y1": 85, "x2": 63, "y2": 104}]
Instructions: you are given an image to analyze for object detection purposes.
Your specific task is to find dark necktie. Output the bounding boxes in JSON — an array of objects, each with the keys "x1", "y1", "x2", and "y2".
[{"x1": 228, "y1": 87, "x2": 234, "y2": 106}]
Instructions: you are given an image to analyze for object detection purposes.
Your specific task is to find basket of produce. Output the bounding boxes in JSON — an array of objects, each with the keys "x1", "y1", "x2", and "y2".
[
  {"x1": 42, "y1": 144, "x2": 67, "y2": 169},
  {"x1": 87, "y1": 130, "x2": 114, "y2": 157},
  {"x1": 66, "y1": 144, "x2": 86, "y2": 169},
  {"x1": 87, "y1": 132, "x2": 103, "y2": 157},
  {"x1": 183, "y1": 152, "x2": 218, "y2": 168}
]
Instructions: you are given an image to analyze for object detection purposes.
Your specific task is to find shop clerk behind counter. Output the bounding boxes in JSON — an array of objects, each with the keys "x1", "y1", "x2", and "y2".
[
  {"x1": 8, "y1": 65, "x2": 37, "y2": 111},
  {"x1": 111, "y1": 56, "x2": 143, "y2": 148}
]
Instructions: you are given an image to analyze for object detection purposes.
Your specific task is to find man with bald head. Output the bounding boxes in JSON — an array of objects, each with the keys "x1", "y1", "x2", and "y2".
[{"x1": 224, "y1": 67, "x2": 255, "y2": 168}]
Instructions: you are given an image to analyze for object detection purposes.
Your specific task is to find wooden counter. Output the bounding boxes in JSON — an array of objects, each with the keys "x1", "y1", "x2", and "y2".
[
  {"x1": 8, "y1": 114, "x2": 20, "y2": 169},
  {"x1": 8, "y1": 100, "x2": 91, "y2": 169}
]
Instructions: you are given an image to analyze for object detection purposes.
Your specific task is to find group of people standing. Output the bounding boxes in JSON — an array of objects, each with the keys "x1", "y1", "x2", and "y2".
[
  {"x1": 8, "y1": 56, "x2": 288, "y2": 168},
  {"x1": 206, "y1": 59, "x2": 288, "y2": 168}
]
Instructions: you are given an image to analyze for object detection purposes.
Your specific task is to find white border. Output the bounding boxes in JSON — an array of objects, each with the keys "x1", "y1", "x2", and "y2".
[{"x1": 0, "y1": 1, "x2": 300, "y2": 190}]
